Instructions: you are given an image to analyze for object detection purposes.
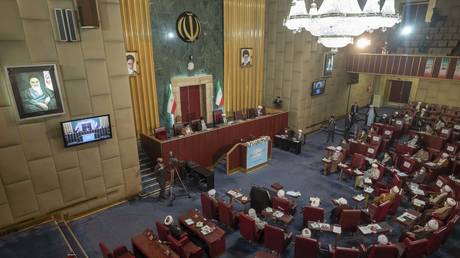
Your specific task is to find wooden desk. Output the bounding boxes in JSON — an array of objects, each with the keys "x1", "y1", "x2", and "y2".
[
  {"x1": 273, "y1": 135, "x2": 301, "y2": 154},
  {"x1": 358, "y1": 222, "x2": 392, "y2": 235},
  {"x1": 141, "y1": 112, "x2": 288, "y2": 168},
  {"x1": 307, "y1": 221, "x2": 341, "y2": 235},
  {"x1": 179, "y1": 209, "x2": 226, "y2": 257},
  {"x1": 131, "y1": 230, "x2": 179, "y2": 258}
]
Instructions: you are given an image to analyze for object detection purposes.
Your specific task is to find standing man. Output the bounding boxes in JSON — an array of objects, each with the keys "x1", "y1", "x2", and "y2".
[
  {"x1": 350, "y1": 102, "x2": 359, "y2": 119},
  {"x1": 344, "y1": 113, "x2": 353, "y2": 140},
  {"x1": 326, "y1": 115, "x2": 336, "y2": 143},
  {"x1": 154, "y1": 157, "x2": 166, "y2": 200}
]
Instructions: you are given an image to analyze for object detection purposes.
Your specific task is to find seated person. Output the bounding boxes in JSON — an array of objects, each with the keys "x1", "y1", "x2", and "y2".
[
  {"x1": 197, "y1": 116, "x2": 207, "y2": 131},
  {"x1": 257, "y1": 105, "x2": 264, "y2": 117},
  {"x1": 402, "y1": 219, "x2": 439, "y2": 241},
  {"x1": 407, "y1": 134, "x2": 420, "y2": 148},
  {"x1": 429, "y1": 185, "x2": 453, "y2": 206},
  {"x1": 422, "y1": 197, "x2": 456, "y2": 222},
  {"x1": 377, "y1": 151, "x2": 393, "y2": 167},
  {"x1": 222, "y1": 113, "x2": 228, "y2": 124},
  {"x1": 368, "y1": 126, "x2": 377, "y2": 137},
  {"x1": 355, "y1": 163, "x2": 381, "y2": 188},
  {"x1": 275, "y1": 189, "x2": 296, "y2": 211},
  {"x1": 356, "y1": 129, "x2": 368, "y2": 143},
  {"x1": 373, "y1": 186, "x2": 399, "y2": 205},
  {"x1": 424, "y1": 124, "x2": 434, "y2": 135},
  {"x1": 420, "y1": 108, "x2": 427, "y2": 118},
  {"x1": 379, "y1": 113, "x2": 390, "y2": 124},
  {"x1": 300, "y1": 228, "x2": 312, "y2": 239},
  {"x1": 434, "y1": 119, "x2": 446, "y2": 131},
  {"x1": 341, "y1": 139, "x2": 350, "y2": 151},
  {"x1": 330, "y1": 198, "x2": 349, "y2": 224},
  {"x1": 248, "y1": 208, "x2": 267, "y2": 232},
  {"x1": 391, "y1": 111, "x2": 401, "y2": 121},
  {"x1": 411, "y1": 146, "x2": 430, "y2": 163},
  {"x1": 432, "y1": 152, "x2": 450, "y2": 169},
  {"x1": 164, "y1": 215, "x2": 183, "y2": 240},
  {"x1": 403, "y1": 114, "x2": 412, "y2": 126},
  {"x1": 377, "y1": 234, "x2": 390, "y2": 245},
  {"x1": 413, "y1": 167, "x2": 428, "y2": 184},
  {"x1": 323, "y1": 146, "x2": 344, "y2": 175},
  {"x1": 181, "y1": 124, "x2": 194, "y2": 136}
]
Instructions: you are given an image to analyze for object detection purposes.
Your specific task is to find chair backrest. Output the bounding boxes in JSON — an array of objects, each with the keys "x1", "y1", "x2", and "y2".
[
  {"x1": 398, "y1": 157, "x2": 416, "y2": 174},
  {"x1": 339, "y1": 209, "x2": 361, "y2": 232},
  {"x1": 99, "y1": 242, "x2": 114, "y2": 258},
  {"x1": 367, "y1": 245, "x2": 399, "y2": 258},
  {"x1": 250, "y1": 186, "x2": 272, "y2": 213},
  {"x1": 272, "y1": 197, "x2": 291, "y2": 214},
  {"x1": 200, "y1": 193, "x2": 216, "y2": 220},
  {"x1": 218, "y1": 200, "x2": 236, "y2": 228},
  {"x1": 426, "y1": 226, "x2": 448, "y2": 255},
  {"x1": 294, "y1": 235, "x2": 319, "y2": 258},
  {"x1": 173, "y1": 123, "x2": 184, "y2": 136},
  {"x1": 333, "y1": 246, "x2": 361, "y2": 258},
  {"x1": 351, "y1": 153, "x2": 365, "y2": 170},
  {"x1": 264, "y1": 224, "x2": 287, "y2": 254},
  {"x1": 154, "y1": 127, "x2": 168, "y2": 140},
  {"x1": 213, "y1": 110, "x2": 223, "y2": 125},
  {"x1": 239, "y1": 213, "x2": 257, "y2": 242},
  {"x1": 388, "y1": 194, "x2": 401, "y2": 215},
  {"x1": 247, "y1": 108, "x2": 257, "y2": 119},
  {"x1": 155, "y1": 221, "x2": 170, "y2": 241},
  {"x1": 390, "y1": 174, "x2": 402, "y2": 188},
  {"x1": 445, "y1": 143, "x2": 458, "y2": 156},
  {"x1": 113, "y1": 246, "x2": 129, "y2": 258},
  {"x1": 402, "y1": 238, "x2": 428, "y2": 258},
  {"x1": 443, "y1": 215, "x2": 459, "y2": 244},
  {"x1": 167, "y1": 234, "x2": 186, "y2": 258},
  {"x1": 303, "y1": 206, "x2": 325, "y2": 226},
  {"x1": 234, "y1": 110, "x2": 244, "y2": 120},
  {"x1": 372, "y1": 201, "x2": 392, "y2": 222}
]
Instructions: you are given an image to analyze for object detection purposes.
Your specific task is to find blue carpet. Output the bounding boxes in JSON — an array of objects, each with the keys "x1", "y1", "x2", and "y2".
[{"x1": 0, "y1": 108, "x2": 458, "y2": 257}]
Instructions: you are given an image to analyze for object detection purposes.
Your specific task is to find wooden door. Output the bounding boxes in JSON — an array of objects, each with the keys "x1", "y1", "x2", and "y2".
[
  {"x1": 389, "y1": 80, "x2": 412, "y2": 104},
  {"x1": 180, "y1": 85, "x2": 201, "y2": 122}
]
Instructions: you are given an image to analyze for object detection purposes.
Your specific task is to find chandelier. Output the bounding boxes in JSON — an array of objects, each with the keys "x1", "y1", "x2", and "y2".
[{"x1": 284, "y1": 0, "x2": 400, "y2": 50}]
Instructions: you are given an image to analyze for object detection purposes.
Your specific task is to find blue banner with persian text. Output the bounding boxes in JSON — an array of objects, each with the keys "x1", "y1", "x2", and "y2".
[{"x1": 246, "y1": 140, "x2": 268, "y2": 169}]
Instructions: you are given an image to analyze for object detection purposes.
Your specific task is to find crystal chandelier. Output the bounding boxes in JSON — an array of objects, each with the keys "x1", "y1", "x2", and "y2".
[{"x1": 285, "y1": 0, "x2": 400, "y2": 50}]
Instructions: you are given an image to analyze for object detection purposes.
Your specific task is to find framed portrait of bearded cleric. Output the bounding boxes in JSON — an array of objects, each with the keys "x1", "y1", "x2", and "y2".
[{"x1": 5, "y1": 64, "x2": 65, "y2": 120}]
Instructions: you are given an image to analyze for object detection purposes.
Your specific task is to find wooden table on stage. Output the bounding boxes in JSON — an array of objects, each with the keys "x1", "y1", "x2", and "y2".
[
  {"x1": 179, "y1": 209, "x2": 226, "y2": 257},
  {"x1": 132, "y1": 230, "x2": 179, "y2": 258},
  {"x1": 261, "y1": 208, "x2": 293, "y2": 225},
  {"x1": 140, "y1": 112, "x2": 288, "y2": 168}
]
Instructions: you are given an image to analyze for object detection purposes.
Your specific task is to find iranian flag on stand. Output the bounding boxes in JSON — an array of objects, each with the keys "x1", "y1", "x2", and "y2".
[
  {"x1": 166, "y1": 83, "x2": 176, "y2": 115},
  {"x1": 215, "y1": 80, "x2": 224, "y2": 107}
]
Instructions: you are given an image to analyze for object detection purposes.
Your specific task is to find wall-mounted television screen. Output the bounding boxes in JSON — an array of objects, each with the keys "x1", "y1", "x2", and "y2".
[
  {"x1": 311, "y1": 80, "x2": 326, "y2": 96},
  {"x1": 61, "y1": 115, "x2": 112, "y2": 147}
]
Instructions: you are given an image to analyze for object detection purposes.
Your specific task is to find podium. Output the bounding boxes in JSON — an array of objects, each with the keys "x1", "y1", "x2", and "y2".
[{"x1": 226, "y1": 136, "x2": 272, "y2": 175}]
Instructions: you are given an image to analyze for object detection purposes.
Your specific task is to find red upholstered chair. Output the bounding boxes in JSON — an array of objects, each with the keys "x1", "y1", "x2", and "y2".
[
  {"x1": 443, "y1": 215, "x2": 459, "y2": 244},
  {"x1": 234, "y1": 110, "x2": 244, "y2": 120},
  {"x1": 99, "y1": 242, "x2": 114, "y2": 258},
  {"x1": 397, "y1": 157, "x2": 416, "y2": 175},
  {"x1": 294, "y1": 235, "x2": 319, "y2": 258},
  {"x1": 444, "y1": 143, "x2": 458, "y2": 156},
  {"x1": 155, "y1": 221, "x2": 170, "y2": 241},
  {"x1": 365, "y1": 146, "x2": 378, "y2": 159},
  {"x1": 302, "y1": 206, "x2": 325, "y2": 227},
  {"x1": 400, "y1": 238, "x2": 428, "y2": 258},
  {"x1": 388, "y1": 194, "x2": 402, "y2": 216},
  {"x1": 217, "y1": 200, "x2": 238, "y2": 229},
  {"x1": 113, "y1": 246, "x2": 134, "y2": 258},
  {"x1": 426, "y1": 226, "x2": 448, "y2": 255},
  {"x1": 366, "y1": 245, "x2": 399, "y2": 258},
  {"x1": 368, "y1": 200, "x2": 392, "y2": 222},
  {"x1": 200, "y1": 193, "x2": 218, "y2": 220},
  {"x1": 154, "y1": 127, "x2": 168, "y2": 140},
  {"x1": 167, "y1": 234, "x2": 203, "y2": 258},
  {"x1": 341, "y1": 153, "x2": 366, "y2": 179},
  {"x1": 329, "y1": 245, "x2": 361, "y2": 258},
  {"x1": 439, "y1": 128, "x2": 452, "y2": 139},
  {"x1": 272, "y1": 197, "x2": 295, "y2": 214},
  {"x1": 339, "y1": 209, "x2": 361, "y2": 233},
  {"x1": 374, "y1": 174, "x2": 401, "y2": 196},
  {"x1": 263, "y1": 224, "x2": 292, "y2": 254},
  {"x1": 239, "y1": 213, "x2": 261, "y2": 242},
  {"x1": 173, "y1": 123, "x2": 184, "y2": 136}
]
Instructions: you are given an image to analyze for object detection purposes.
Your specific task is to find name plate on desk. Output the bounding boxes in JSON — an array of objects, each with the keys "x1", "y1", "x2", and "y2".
[{"x1": 246, "y1": 139, "x2": 269, "y2": 169}]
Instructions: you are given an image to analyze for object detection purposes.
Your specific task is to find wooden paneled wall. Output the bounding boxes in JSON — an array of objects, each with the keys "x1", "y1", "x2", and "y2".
[
  {"x1": 224, "y1": 0, "x2": 266, "y2": 115},
  {"x1": 120, "y1": 0, "x2": 160, "y2": 136}
]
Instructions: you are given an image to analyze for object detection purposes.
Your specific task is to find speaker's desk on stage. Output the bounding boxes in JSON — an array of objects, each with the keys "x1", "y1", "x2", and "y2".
[{"x1": 140, "y1": 112, "x2": 288, "y2": 168}]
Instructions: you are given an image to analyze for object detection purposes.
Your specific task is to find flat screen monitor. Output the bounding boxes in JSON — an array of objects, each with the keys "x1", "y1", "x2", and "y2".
[
  {"x1": 61, "y1": 114, "x2": 112, "y2": 147},
  {"x1": 311, "y1": 80, "x2": 326, "y2": 96}
]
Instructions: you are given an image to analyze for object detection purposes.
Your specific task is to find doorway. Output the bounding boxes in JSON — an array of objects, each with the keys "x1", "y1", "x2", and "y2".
[
  {"x1": 180, "y1": 85, "x2": 201, "y2": 123},
  {"x1": 388, "y1": 80, "x2": 412, "y2": 104}
]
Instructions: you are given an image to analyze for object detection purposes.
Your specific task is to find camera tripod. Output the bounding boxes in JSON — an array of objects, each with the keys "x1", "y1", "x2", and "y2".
[{"x1": 167, "y1": 163, "x2": 191, "y2": 207}]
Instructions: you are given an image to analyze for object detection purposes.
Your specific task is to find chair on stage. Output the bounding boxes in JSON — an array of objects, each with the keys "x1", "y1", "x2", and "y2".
[
  {"x1": 399, "y1": 238, "x2": 428, "y2": 258},
  {"x1": 339, "y1": 209, "x2": 361, "y2": 233},
  {"x1": 234, "y1": 110, "x2": 245, "y2": 120},
  {"x1": 99, "y1": 242, "x2": 114, "y2": 258},
  {"x1": 272, "y1": 196, "x2": 295, "y2": 215},
  {"x1": 303, "y1": 206, "x2": 325, "y2": 227},
  {"x1": 173, "y1": 123, "x2": 184, "y2": 136},
  {"x1": 167, "y1": 234, "x2": 203, "y2": 258},
  {"x1": 218, "y1": 200, "x2": 239, "y2": 229},
  {"x1": 213, "y1": 110, "x2": 223, "y2": 126},
  {"x1": 154, "y1": 127, "x2": 168, "y2": 140},
  {"x1": 329, "y1": 245, "x2": 361, "y2": 258},
  {"x1": 263, "y1": 224, "x2": 292, "y2": 254},
  {"x1": 368, "y1": 200, "x2": 392, "y2": 222},
  {"x1": 239, "y1": 213, "x2": 261, "y2": 243},
  {"x1": 294, "y1": 235, "x2": 320, "y2": 258},
  {"x1": 426, "y1": 226, "x2": 448, "y2": 255},
  {"x1": 200, "y1": 193, "x2": 218, "y2": 220},
  {"x1": 247, "y1": 108, "x2": 257, "y2": 119}
]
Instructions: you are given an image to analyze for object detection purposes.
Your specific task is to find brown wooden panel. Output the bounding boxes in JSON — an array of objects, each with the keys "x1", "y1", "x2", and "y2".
[
  {"x1": 386, "y1": 56, "x2": 395, "y2": 74},
  {"x1": 364, "y1": 55, "x2": 371, "y2": 73},
  {"x1": 378, "y1": 55, "x2": 387, "y2": 74},
  {"x1": 418, "y1": 57, "x2": 427, "y2": 77},
  {"x1": 392, "y1": 56, "x2": 401, "y2": 74},
  {"x1": 397, "y1": 56, "x2": 406, "y2": 75},
  {"x1": 411, "y1": 56, "x2": 421, "y2": 76},
  {"x1": 447, "y1": 58, "x2": 457, "y2": 79},
  {"x1": 433, "y1": 57, "x2": 442, "y2": 78},
  {"x1": 358, "y1": 55, "x2": 365, "y2": 72},
  {"x1": 352, "y1": 55, "x2": 359, "y2": 72},
  {"x1": 403, "y1": 56, "x2": 414, "y2": 75}
]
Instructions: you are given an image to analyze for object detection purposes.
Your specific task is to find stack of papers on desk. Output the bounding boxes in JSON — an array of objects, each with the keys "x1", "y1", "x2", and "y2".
[
  {"x1": 364, "y1": 187, "x2": 374, "y2": 194},
  {"x1": 287, "y1": 191, "x2": 301, "y2": 197},
  {"x1": 413, "y1": 199, "x2": 425, "y2": 207},
  {"x1": 185, "y1": 219, "x2": 194, "y2": 225},
  {"x1": 412, "y1": 188, "x2": 425, "y2": 195},
  {"x1": 353, "y1": 194, "x2": 365, "y2": 202},
  {"x1": 333, "y1": 226, "x2": 342, "y2": 234},
  {"x1": 425, "y1": 162, "x2": 435, "y2": 167},
  {"x1": 322, "y1": 158, "x2": 331, "y2": 163},
  {"x1": 398, "y1": 212, "x2": 416, "y2": 222},
  {"x1": 364, "y1": 178, "x2": 372, "y2": 184},
  {"x1": 354, "y1": 169, "x2": 363, "y2": 176},
  {"x1": 273, "y1": 211, "x2": 284, "y2": 218}
]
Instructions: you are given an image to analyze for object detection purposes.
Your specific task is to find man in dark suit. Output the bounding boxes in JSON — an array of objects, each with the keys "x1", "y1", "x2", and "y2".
[
  {"x1": 154, "y1": 157, "x2": 166, "y2": 200},
  {"x1": 350, "y1": 102, "x2": 359, "y2": 118},
  {"x1": 164, "y1": 215, "x2": 183, "y2": 239},
  {"x1": 344, "y1": 113, "x2": 353, "y2": 140}
]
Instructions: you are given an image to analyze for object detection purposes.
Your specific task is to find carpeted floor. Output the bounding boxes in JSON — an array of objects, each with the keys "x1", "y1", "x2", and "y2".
[{"x1": 0, "y1": 107, "x2": 458, "y2": 258}]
